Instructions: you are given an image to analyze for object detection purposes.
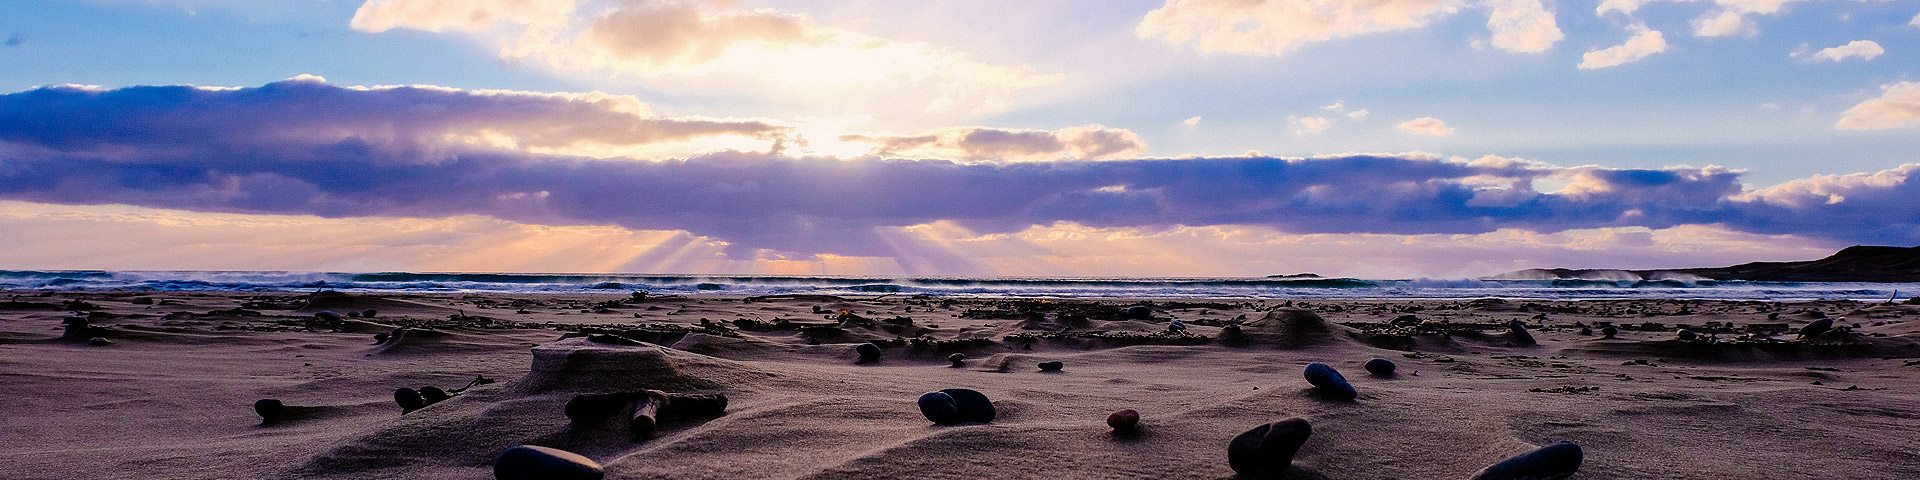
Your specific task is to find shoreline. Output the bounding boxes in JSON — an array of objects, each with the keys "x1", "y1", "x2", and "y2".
[{"x1": 3, "y1": 289, "x2": 1918, "y2": 479}]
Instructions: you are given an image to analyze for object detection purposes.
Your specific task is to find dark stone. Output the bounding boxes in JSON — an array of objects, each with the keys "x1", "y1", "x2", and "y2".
[
  {"x1": 855, "y1": 343, "x2": 881, "y2": 364},
  {"x1": 254, "y1": 399, "x2": 284, "y2": 424},
  {"x1": 419, "y1": 386, "x2": 452, "y2": 405},
  {"x1": 918, "y1": 392, "x2": 958, "y2": 424},
  {"x1": 919, "y1": 388, "x2": 994, "y2": 425},
  {"x1": 1106, "y1": 409, "x2": 1140, "y2": 431},
  {"x1": 947, "y1": 353, "x2": 966, "y2": 367},
  {"x1": 1038, "y1": 361, "x2": 1064, "y2": 372},
  {"x1": 1364, "y1": 358, "x2": 1396, "y2": 376},
  {"x1": 1168, "y1": 320, "x2": 1187, "y2": 333},
  {"x1": 494, "y1": 445, "x2": 605, "y2": 480},
  {"x1": 1507, "y1": 320, "x2": 1536, "y2": 345},
  {"x1": 361, "y1": 309, "x2": 377, "y2": 318},
  {"x1": 395, "y1": 387, "x2": 425, "y2": 414},
  {"x1": 1469, "y1": 441, "x2": 1583, "y2": 480},
  {"x1": 1799, "y1": 318, "x2": 1833, "y2": 339},
  {"x1": 1124, "y1": 305, "x2": 1152, "y2": 319},
  {"x1": 61, "y1": 316, "x2": 90, "y2": 340},
  {"x1": 1303, "y1": 363, "x2": 1356, "y2": 400},
  {"x1": 1227, "y1": 417, "x2": 1312, "y2": 477},
  {"x1": 314, "y1": 310, "x2": 342, "y2": 321},
  {"x1": 1601, "y1": 326, "x2": 1618, "y2": 338},
  {"x1": 1676, "y1": 329, "x2": 1698, "y2": 341}
]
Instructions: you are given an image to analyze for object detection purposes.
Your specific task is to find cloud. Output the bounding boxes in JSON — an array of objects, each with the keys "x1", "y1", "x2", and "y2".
[
  {"x1": 839, "y1": 125, "x2": 1147, "y2": 162},
  {"x1": 1691, "y1": 9, "x2": 1755, "y2": 37},
  {"x1": 11, "y1": 81, "x2": 1920, "y2": 258},
  {"x1": 1835, "y1": 81, "x2": 1920, "y2": 130},
  {"x1": 1292, "y1": 116, "x2": 1331, "y2": 135},
  {"x1": 351, "y1": 0, "x2": 577, "y2": 33},
  {"x1": 1183, "y1": 116, "x2": 1202, "y2": 126},
  {"x1": 0, "y1": 76, "x2": 790, "y2": 160},
  {"x1": 1139, "y1": 0, "x2": 1560, "y2": 55},
  {"x1": 1912, "y1": 11, "x2": 1919, "y2": 27},
  {"x1": 351, "y1": 0, "x2": 1059, "y2": 122},
  {"x1": 1809, "y1": 40, "x2": 1884, "y2": 62},
  {"x1": 3, "y1": 34, "x2": 20, "y2": 47},
  {"x1": 1484, "y1": 0, "x2": 1564, "y2": 53},
  {"x1": 1348, "y1": 109, "x2": 1370, "y2": 121},
  {"x1": 1579, "y1": 24, "x2": 1668, "y2": 70},
  {"x1": 1600, "y1": 0, "x2": 1812, "y2": 37},
  {"x1": 1397, "y1": 117, "x2": 1455, "y2": 135}
]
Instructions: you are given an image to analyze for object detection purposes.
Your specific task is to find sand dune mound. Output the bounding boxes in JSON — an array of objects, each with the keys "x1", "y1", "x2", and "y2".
[
  {"x1": 363, "y1": 327, "x2": 511, "y2": 356},
  {"x1": 294, "y1": 291, "x2": 457, "y2": 317},
  {"x1": 1235, "y1": 308, "x2": 1347, "y2": 348},
  {"x1": 507, "y1": 337, "x2": 775, "y2": 395}
]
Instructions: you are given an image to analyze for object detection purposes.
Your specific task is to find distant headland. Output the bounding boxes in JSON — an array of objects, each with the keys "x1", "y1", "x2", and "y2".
[{"x1": 1489, "y1": 245, "x2": 1920, "y2": 283}]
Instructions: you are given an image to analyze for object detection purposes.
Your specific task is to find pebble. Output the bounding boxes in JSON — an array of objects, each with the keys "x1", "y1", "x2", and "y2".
[
  {"x1": 494, "y1": 445, "x2": 605, "y2": 480},
  {"x1": 1800, "y1": 318, "x2": 1833, "y2": 339},
  {"x1": 1600, "y1": 326, "x2": 1618, "y2": 338},
  {"x1": 254, "y1": 399, "x2": 284, "y2": 424},
  {"x1": 947, "y1": 353, "x2": 966, "y2": 367},
  {"x1": 918, "y1": 388, "x2": 995, "y2": 425},
  {"x1": 61, "y1": 316, "x2": 90, "y2": 339},
  {"x1": 1124, "y1": 305, "x2": 1152, "y2": 319},
  {"x1": 361, "y1": 309, "x2": 378, "y2": 318},
  {"x1": 1676, "y1": 329, "x2": 1698, "y2": 341},
  {"x1": 1168, "y1": 320, "x2": 1187, "y2": 333},
  {"x1": 1507, "y1": 320, "x2": 1536, "y2": 345},
  {"x1": 1106, "y1": 409, "x2": 1140, "y2": 431},
  {"x1": 1227, "y1": 417, "x2": 1312, "y2": 476},
  {"x1": 1303, "y1": 363, "x2": 1356, "y2": 400},
  {"x1": 395, "y1": 387, "x2": 425, "y2": 414},
  {"x1": 1468, "y1": 441, "x2": 1583, "y2": 480},
  {"x1": 855, "y1": 343, "x2": 881, "y2": 364},
  {"x1": 1038, "y1": 361, "x2": 1064, "y2": 372},
  {"x1": 1364, "y1": 358, "x2": 1396, "y2": 376},
  {"x1": 314, "y1": 310, "x2": 342, "y2": 321}
]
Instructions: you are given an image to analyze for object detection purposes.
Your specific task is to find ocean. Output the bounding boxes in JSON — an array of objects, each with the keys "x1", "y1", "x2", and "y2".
[{"x1": 3, "y1": 270, "x2": 1915, "y2": 301}]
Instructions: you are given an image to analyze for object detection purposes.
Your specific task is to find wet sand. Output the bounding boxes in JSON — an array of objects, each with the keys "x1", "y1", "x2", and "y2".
[{"x1": 3, "y1": 290, "x2": 1918, "y2": 479}]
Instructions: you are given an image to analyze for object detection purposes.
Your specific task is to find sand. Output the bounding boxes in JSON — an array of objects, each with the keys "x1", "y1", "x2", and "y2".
[{"x1": 3, "y1": 290, "x2": 1918, "y2": 479}]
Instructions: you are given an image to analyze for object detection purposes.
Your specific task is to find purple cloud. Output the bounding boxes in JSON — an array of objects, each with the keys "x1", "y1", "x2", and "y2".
[{"x1": 3, "y1": 80, "x2": 1917, "y2": 257}]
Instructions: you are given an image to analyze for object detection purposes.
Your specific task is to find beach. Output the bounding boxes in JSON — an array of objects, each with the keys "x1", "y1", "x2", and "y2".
[{"x1": 3, "y1": 290, "x2": 1918, "y2": 479}]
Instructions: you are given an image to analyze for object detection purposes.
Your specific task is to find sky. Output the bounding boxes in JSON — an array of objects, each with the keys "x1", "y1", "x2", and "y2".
[{"x1": 0, "y1": 0, "x2": 1917, "y2": 278}]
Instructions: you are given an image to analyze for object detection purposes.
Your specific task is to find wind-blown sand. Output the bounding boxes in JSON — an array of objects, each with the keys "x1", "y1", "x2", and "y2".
[{"x1": 3, "y1": 290, "x2": 1918, "y2": 479}]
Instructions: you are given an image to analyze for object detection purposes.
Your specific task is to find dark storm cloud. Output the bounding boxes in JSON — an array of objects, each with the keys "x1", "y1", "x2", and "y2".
[{"x1": 2, "y1": 80, "x2": 1917, "y2": 257}]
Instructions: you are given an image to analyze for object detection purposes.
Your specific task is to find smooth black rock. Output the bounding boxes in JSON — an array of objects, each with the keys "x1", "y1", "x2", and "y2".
[
  {"x1": 1227, "y1": 417, "x2": 1312, "y2": 477},
  {"x1": 1303, "y1": 363, "x2": 1356, "y2": 400},
  {"x1": 1600, "y1": 326, "x2": 1618, "y2": 338},
  {"x1": 1469, "y1": 441, "x2": 1583, "y2": 480},
  {"x1": 1168, "y1": 320, "x2": 1187, "y2": 333},
  {"x1": 1364, "y1": 358, "x2": 1396, "y2": 376},
  {"x1": 919, "y1": 388, "x2": 994, "y2": 425},
  {"x1": 947, "y1": 353, "x2": 966, "y2": 367},
  {"x1": 1676, "y1": 329, "x2": 1698, "y2": 341},
  {"x1": 1038, "y1": 361, "x2": 1064, "y2": 372},
  {"x1": 61, "y1": 316, "x2": 90, "y2": 340},
  {"x1": 395, "y1": 387, "x2": 425, "y2": 414},
  {"x1": 1507, "y1": 320, "x2": 1537, "y2": 345},
  {"x1": 1124, "y1": 305, "x2": 1152, "y2": 319},
  {"x1": 1800, "y1": 318, "x2": 1833, "y2": 339},
  {"x1": 494, "y1": 445, "x2": 605, "y2": 480},
  {"x1": 419, "y1": 386, "x2": 452, "y2": 404},
  {"x1": 314, "y1": 310, "x2": 342, "y2": 321},
  {"x1": 254, "y1": 399, "x2": 284, "y2": 424},
  {"x1": 855, "y1": 343, "x2": 881, "y2": 364},
  {"x1": 361, "y1": 309, "x2": 377, "y2": 318}
]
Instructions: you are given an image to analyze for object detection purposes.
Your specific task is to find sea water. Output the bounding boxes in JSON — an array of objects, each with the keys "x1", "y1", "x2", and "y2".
[{"x1": 3, "y1": 270, "x2": 1916, "y2": 301}]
